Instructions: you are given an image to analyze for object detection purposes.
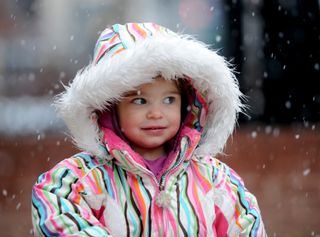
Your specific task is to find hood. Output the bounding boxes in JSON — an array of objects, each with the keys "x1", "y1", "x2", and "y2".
[{"x1": 55, "y1": 22, "x2": 244, "y2": 158}]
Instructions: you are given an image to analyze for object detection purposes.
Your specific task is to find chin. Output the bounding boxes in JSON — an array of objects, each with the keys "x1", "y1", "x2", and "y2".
[
  {"x1": 142, "y1": 143, "x2": 164, "y2": 149},
  {"x1": 140, "y1": 140, "x2": 166, "y2": 148}
]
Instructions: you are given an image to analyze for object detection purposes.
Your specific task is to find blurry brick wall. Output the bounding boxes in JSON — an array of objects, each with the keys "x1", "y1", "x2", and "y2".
[
  {"x1": 220, "y1": 126, "x2": 320, "y2": 236},
  {"x1": 0, "y1": 125, "x2": 319, "y2": 237}
]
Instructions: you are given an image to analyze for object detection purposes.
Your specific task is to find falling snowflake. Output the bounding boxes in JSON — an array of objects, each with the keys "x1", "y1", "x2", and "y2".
[
  {"x1": 215, "y1": 35, "x2": 222, "y2": 42},
  {"x1": 285, "y1": 101, "x2": 291, "y2": 109},
  {"x1": 303, "y1": 168, "x2": 311, "y2": 176},
  {"x1": 16, "y1": 202, "x2": 21, "y2": 210},
  {"x1": 251, "y1": 131, "x2": 257, "y2": 138},
  {"x1": 265, "y1": 125, "x2": 272, "y2": 134}
]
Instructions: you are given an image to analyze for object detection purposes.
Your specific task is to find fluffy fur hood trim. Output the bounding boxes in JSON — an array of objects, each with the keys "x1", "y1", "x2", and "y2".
[{"x1": 55, "y1": 23, "x2": 244, "y2": 158}]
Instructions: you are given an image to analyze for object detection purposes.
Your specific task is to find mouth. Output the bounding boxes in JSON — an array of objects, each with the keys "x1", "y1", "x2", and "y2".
[
  {"x1": 141, "y1": 126, "x2": 167, "y2": 135},
  {"x1": 141, "y1": 126, "x2": 166, "y2": 131}
]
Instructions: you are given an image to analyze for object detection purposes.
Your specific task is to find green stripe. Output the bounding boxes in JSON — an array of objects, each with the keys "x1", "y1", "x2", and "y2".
[{"x1": 183, "y1": 175, "x2": 199, "y2": 235}]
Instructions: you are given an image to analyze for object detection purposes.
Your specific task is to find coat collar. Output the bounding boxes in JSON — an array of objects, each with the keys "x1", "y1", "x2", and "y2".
[{"x1": 101, "y1": 126, "x2": 201, "y2": 179}]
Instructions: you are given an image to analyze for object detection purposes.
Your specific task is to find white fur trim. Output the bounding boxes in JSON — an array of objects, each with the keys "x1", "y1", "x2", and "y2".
[{"x1": 55, "y1": 32, "x2": 243, "y2": 158}]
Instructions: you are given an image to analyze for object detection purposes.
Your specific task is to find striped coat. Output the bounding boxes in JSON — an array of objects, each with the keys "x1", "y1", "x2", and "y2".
[
  {"x1": 32, "y1": 128, "x2": 266, "y2": 236},
  {"x1": 32, "y1": 22, "x2": 267, "y2": 236}
]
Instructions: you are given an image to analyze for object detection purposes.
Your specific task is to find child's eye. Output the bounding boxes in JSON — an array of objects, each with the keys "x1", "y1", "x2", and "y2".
[
  {"x1": 131, "y1": 98, "x2": 146, "y2": 105},
  {"x1": 163, "y1": 96, "x2": 176, "y2": 104}
]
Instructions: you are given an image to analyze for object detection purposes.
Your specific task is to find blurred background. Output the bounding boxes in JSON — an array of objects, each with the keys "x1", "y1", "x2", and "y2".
[{"x1": 0, "y1": 0, "x2": 319, "y2": 236}]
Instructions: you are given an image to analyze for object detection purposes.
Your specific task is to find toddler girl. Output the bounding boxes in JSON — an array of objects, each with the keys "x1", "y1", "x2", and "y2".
[{"x1": 32, "y1": 22, "x2": 266, "y2": 236}]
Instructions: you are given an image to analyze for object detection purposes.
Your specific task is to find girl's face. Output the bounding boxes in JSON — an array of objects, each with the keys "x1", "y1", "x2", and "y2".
[{"x1": 117, "y1": 77, "x2": 181, "y2": 160}]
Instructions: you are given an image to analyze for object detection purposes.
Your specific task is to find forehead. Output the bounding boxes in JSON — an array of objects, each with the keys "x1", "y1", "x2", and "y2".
[
  {"x1": 123, "y1": 78, "x2": 180, "y2": 97},
  {"x1": 140, "y1": 78, "x2": 179, "y2": 90}
]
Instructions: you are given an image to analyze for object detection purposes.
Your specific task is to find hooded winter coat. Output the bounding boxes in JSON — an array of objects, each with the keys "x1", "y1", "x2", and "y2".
[{"x1": 32, "y1": 23, "x2": 267, "y2": 237}]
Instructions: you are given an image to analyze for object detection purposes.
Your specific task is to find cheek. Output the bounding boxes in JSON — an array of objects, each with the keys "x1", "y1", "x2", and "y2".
[
  {"x1": 119, "y1": 115, "x2": 132, "y2": 130},
  {"x1": 119, "y1": 110, "x2": 141, "y2": 130},
  {"x1": 174, "y1": 116, "x2": 182, "y2": 129},
  {"x1": 118, "y1": 104, "x2": 135, "y2": 123},
  {"x1": 169, "y1": 107, "x2": 182, "y2": 127},
  {"x1": 117, "y1": 107, "x2": 130, "y2": 129}
]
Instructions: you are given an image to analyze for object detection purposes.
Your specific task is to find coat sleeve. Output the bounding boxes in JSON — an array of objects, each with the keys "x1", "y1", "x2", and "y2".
[
  {"x1": 212, "y1": 159, "x2": 267, "y2": 237},
  {"x1": 31, "y1": 158, "x2": 112, "y2": 237}
]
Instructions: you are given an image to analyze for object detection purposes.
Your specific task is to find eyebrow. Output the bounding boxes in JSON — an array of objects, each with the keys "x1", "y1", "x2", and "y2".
[
  {"x1": 122, "y1": 90, "x2": 139, "y2": 97},
  {"x1": 122, "y1": 89, "x2": 180, "y2": 97},
  {"x1": 167, "y1": 91, "x2": 181, "y2": 95}
]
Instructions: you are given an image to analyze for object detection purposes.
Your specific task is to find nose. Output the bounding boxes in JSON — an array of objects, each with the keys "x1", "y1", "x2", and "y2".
[{"x1": 146, "y1": 105, "x2": 163, "y2": 119}]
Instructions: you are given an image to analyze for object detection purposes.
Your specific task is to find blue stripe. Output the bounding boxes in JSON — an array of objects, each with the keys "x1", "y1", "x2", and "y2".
[
  {"x1": 50, "y1": 168, "x2": 69, "y2": 194},
  {"x1": 77, "y1": 153, "x2": 97, "y2": 168},
  {"x1": 180, "y1": 181, "x2": 192, "y2": 234},
  {"x1": 99, "y1": 166, "x2": 114, "y2": 199},
  {"x1": 32, "y1": 190, "x2": 59, "y2": 236},
  {"x1": 229, "y1": 169, "x2": 261, "y2": 236}
]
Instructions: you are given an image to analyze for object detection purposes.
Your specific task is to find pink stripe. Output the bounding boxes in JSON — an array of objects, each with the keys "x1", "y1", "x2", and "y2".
[
  {"x1": 213, "y1": 205, "x2": 229, "y2": 237},
  {"x1": 192, "y1": 163, "x2": 212, "y2": 193},
  {"x1": 64, "y1": 160, "x2": 85, "y2": 177},
  {"x1": 165, "y1": 209, "x2": 179, "y2": 236},
  {"x1": 187, "y1": 171, "x2": 207, "y2": 236},
  {"x1": 95, "y1": 34, "x2": 121, "y2": 62},
  {"x1": 95, "y1": 43, "x2": 109, "y2": 63},
  {"x1": 35, "y1": 183, "x2": 65, "y2": 232},
  {"x1": 152, "y1": 205, "x2": 162, "y2": 236},
  {"x1": 129, "y1": 23, "x2": 147, "y2": 40}
]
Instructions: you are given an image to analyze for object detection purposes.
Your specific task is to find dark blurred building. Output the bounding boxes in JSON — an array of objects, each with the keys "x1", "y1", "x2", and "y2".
[
  {"x1": 262, "y1": 0, "x2": 320, "y2": 123},
  {"x1": 223, "y1": 0, "x2": 320, "y2": 124}
]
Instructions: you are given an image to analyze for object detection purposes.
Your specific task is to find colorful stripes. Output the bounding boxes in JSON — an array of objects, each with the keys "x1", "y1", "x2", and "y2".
[
  {"x1": 32, "y1": 86, "x2": 266, "y2": 236},
  {"x1": 93, "y1": 23, "x2": 169, "y2": 63},
  {"x1": 32, "y1": 152, "x2": 266, "y2": 236}
]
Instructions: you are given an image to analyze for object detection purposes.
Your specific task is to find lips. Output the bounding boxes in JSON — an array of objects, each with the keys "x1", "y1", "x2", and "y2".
[
  {"x1": 141, "y1": 126, "x2": 166, "y2": 135},
  {"x1": 141, "y1": 126, "x2": 166, "y2": 130}
]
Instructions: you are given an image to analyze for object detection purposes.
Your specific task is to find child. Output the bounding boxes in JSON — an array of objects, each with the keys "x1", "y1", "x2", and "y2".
[{"x1": 32, "y1": 22, "x2": 267, "y2": 236}]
